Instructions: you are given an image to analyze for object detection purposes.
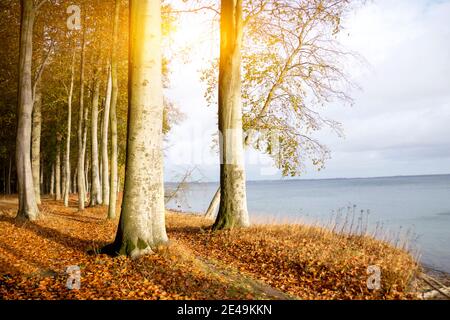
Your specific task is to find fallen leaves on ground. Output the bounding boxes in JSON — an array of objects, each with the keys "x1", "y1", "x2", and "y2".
[
  {"x1": 168, "y1": 214, "x2": 420, "y2": 300},
  {"x1": 0, "y1": 196, "x2": 419, "y2": 300}
]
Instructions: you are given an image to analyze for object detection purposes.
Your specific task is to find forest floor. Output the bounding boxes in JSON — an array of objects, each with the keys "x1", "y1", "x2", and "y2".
[{"x1": 0, "y1": 195, "x2": 445, "y2": 300}]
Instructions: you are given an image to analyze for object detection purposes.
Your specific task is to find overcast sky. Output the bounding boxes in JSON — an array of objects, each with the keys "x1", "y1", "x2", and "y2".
[{"x1": 163, "y1": 0, "x2": 450, "y2": 182}]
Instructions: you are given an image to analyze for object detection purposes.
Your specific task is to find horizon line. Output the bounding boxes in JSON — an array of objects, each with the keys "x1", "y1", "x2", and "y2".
[{"x1": 165, "y1": 172, "x2": 450, "y2": 184}]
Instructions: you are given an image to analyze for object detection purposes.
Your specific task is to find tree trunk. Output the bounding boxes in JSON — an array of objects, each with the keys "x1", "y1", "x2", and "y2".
[
  {"x1": 213, "y1": 0, "x2": 249, "y2": 230},
  {"x1": 108, "y1": 0, "x2": 120, "y2": 219},
  {"x1": 40, "y1": 160, "x2": 44, "y2": 193},
  {"x1": 77, "y1": 27, "x2": 87, "y2": 211},
  {"x1": 90, "y1": 66, "x2": 102, "y2": 206},
  {"x1": 102, "y1": 66, "x2": 112, "y2": 206},
  {"x1": 85, "y1": 151, "x2": 90, "y2": 196},
  {"x1": 16, "y1": 0, "x2": 39, "y2": 220},
  {"x1": 73, "y1": 167, "x2": 77, "y2": 195},
  {"x1": 7, "y1": 154, "x2": 12, "y2": 195},
  {"x1": 205, "y1": 187, "x2": 220, "y2": 220},
  {"x1": 104, "y1": 0, "x2": 167, "y2": 258},
  {"x1": 2, "y1": 165, "x2": 5, "y2": 194},
  {"x1": 99, "y1": 137, "x2": 102, "y2": 192},
  {"x1": 62, "y1": 155, "x2": 66, "y2": 199},
  {"x1": 50, "y1": 162, "x2": 54, "y2": 196},
  {"x1": 55, "y1": 135, "x2": 62, "y2": 200},
  {"x1": 64, "y1": 52, "x2": 75, "y2": 206},
  {"x1": 31, "y1": 75, "x2": 42, "y2": 204}
]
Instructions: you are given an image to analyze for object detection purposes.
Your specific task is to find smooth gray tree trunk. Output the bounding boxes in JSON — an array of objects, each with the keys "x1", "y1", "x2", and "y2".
[
  {"x1": 104, "y1": 0, "x2": 167, "y2": 258},
  {"x1": 108, "y1": 0, "x2": 120, "y2": 219},
  {"x1": 213, "y1": 0, "x2": 249, "y2": 230},
  {"x1": 62, "y1": 155, "x2": 66, "y2": 199},
  {"x1": 64, "y1": 52, "x2": 75, "y2": 206},
  {"x1": 40, "y1": 160, "x2": 43, "y2": 193},
  {"x1": 90, "y1": 66, "x2": 102, "y2": 206},
  {"x1": 77, "y1": 28, "x2": 87, "y2": 211},
  {"x1": 102, "y1": 66, "x2": 112, "y2": 206},
  {"x1": 31, "y1": 21, "x2": 47, "y2": 205},
  {"x1": 55, "y1": 135, "x2": 61, "y2": 200},
  {"x1": 73, "y1": 167, "x2": 77, "y2": 195},
  {"x1": 31, "y1": 78, "x2": 42, "y2": 204},
  {"x1": 50, "y1": 162, "x2": 54, "y2": 196},
  {"x1": 16, "y1": 0, "x2": 39, "y2": 220},
  {"x1": 7, "y1": 153, "x2": 12, "y2": 195},
  {"x1": 205, "y1": 187, "x2": 220, "y2": 220},
  {"x1": 84, "y1": 150, "x2": 89, "y2": 195}
]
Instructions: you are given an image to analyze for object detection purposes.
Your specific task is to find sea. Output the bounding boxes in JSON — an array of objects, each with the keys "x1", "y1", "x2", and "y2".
[{"x1": 165, "y1": 174, "x2": 450, "y2": 273}]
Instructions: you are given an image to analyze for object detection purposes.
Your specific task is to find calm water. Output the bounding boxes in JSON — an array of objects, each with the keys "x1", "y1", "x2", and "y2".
[{"x1": 166, "y1": 174, "x2": 450, "y2": 273}]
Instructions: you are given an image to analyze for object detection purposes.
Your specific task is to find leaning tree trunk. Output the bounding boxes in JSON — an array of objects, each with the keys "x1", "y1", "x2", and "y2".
[
  {"x1": 205, "y1": 187, "x2": 220, "y2": 220},
  {"x1": 212, "y1": 0, "x2": 249, "y2": 230},
  {"x1": 77, "y1": 28, "x2": 87, "y2": 211},
  {"x1": 104, "y1": 0, "x2": 167, "y2": 258},
  {"x1": 64, "y1": 51, "x2": 75, "y2": 206},
  {"x1": 108, "y1": 0, "x2": 120, "y2": 219},
  {"x1": 90, "y1": 66, "x2": 102, "y2": 206},
  {"x1": 16, "y1": 0, "x2": 39, "y2": 220},
  {"x1": 102, "y1": 66, "x2": 112, "y2": 206},
  {"x1": 55, "y1": 134, "x2": 62, "y2": 200}
]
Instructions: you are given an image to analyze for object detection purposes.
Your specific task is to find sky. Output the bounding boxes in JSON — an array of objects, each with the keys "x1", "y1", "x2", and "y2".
[{"x1": 163, "y1": 0, "x2": 450, "y2": 182}]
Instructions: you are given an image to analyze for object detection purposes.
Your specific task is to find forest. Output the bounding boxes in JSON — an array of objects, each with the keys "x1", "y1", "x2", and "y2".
[{"x1": 0, "y1": 0, "x2": 446, "y2": 302}]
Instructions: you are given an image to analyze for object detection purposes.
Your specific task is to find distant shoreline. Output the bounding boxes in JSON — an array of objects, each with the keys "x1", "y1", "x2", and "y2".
[{"x1": 165, "y1": 173, "x2": 450, "y2": 184}]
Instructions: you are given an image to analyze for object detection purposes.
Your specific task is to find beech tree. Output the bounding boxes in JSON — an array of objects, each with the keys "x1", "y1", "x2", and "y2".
[
  {"x1": 101, "y1": 66, "x2": 112, "y2": 206},
  {"x1": 108, "y1": 0, "x2": 120, "y2": 219},
  {"x1": 76, "y1": 24, "x2": 87, "y2": 211},
  {"x1": 200, "y1": 0, "x2": 358, "y2": 220},
  {"x1": 89, "y1": 63, "x2": 102, "y2": 206},
  {"x1": 212, "y1": 0, "x2": 249, "y2": 230},
  {"x1": 16, "y1": 0, "x2": 48, "y2": 220},
  {"x1": 104, "y1": 0, "x2": 168, "y2": 257},
  {"x1": 2, "y1": 0, "x2": 181, "y2": 218},
  {"x1": 63, "y1": 51, "x2": 76, "y2": 207}
]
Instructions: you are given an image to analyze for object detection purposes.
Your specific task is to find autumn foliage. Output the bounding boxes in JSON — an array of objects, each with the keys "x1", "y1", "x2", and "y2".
[{"x1": 0, "y1": 196, "x2": 419, "y2": 300}]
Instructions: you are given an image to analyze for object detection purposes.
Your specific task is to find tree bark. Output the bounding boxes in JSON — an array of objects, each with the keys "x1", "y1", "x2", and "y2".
[
  {"x1": 7, "y1": 154, "x2": 12, "y2": 195},
  {"x1": 213, "y1": 0, "x2": 249, "y2": 230},
  {"x1": 64, "y1": 52, "x2": 75, "y2": 206},
  {"x1": 102, "y1": 66, "x2": 112, "y2": 206},
  {"x1": 108, "y1": 0, "x2": 120, "y2": 219},
  {"x1": 90, "y1": 65, "x2": 102, "y2": 206},
  {"x1": 84, "y1": 150, "x2": 90, "y2": 195},
  {"x1": 205, "y1": 187, "x2": 220, "y2": 220},
  {"x1": 2, "y1": 165, "x2": 5, "y2": 194},
  {"x1": 40, "y1": 159, "x2": 43, "y2": 193},
  {"x1": 31, "y1": 76, "x2": 42, "y2": 204},
  {"x1": 50, "y1": 162, "x2": 54, "y2": 196},
  {"x1": 16, "y1": 0, "x2": 39, "y2": 220},
  {"x1": 31, "y1": 19, "x2": 47, "y2": 205},
  {"x1": 77, "y1": 27, "x2": 87, "y2": 211},
  {"x1": 73, "y1": 167, "x2": 77, "y2": 195},
  {"x1": 62, "y1": 154, "x2": 66, "y2": 198},
  {"x1": 104, "y1": 0, "x2": 167, "y2": 258},
  {"x1": 55, "y1": 134, "x2": 62, "y2": 200}
]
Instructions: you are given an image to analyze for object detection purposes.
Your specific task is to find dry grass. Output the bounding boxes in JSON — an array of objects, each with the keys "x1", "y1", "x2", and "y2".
[{"x1": 168, "y1": 213, "x2": 420, "y2": 300}]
